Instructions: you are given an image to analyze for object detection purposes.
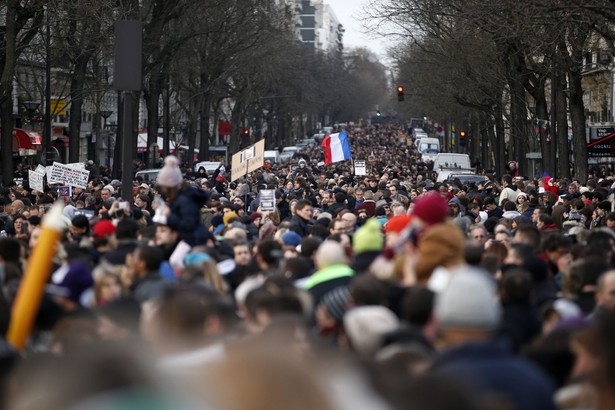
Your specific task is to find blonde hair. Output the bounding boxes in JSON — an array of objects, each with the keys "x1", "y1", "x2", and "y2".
[{"x1": 93, "y1": 262, "x2": 123, "y2": 306}]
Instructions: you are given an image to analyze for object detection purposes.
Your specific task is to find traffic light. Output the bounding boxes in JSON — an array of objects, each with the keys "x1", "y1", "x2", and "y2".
[
  {"x1": 397, "y1": 85, "x2": 405, "y2": 101},
  {"x1": 376, "y1": 110, "x2": 381, "y2": 116},
  {"x1": 459, "y1": 131, "x2": 467, "y2": 147},
  {"x1": 242, "y1": 129, "x2": 249, "y2": 137}
]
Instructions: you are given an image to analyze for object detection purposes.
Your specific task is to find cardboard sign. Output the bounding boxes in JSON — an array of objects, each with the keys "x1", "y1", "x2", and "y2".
[
  {"x1": 29, "y1": 170, "x2": 44, "y2": 192},
  {"x1": 260, "y1": 189, "x2": 276, "y2": 212},
  {"x1": 48, "y1": 162, "x2": 90, "y2": 188},
  {"x1": 35, "y1": 164, "x2": 46, "y2": 175},
  {"x1": 58, "y1": 186, "x2": 72, "y2": 197},
  {"x1": 231, "y1": 139, "x2": 265, "y2": 182},
  {"x1": 354, "y1": 160, "x2": 366, "y2": 176}
]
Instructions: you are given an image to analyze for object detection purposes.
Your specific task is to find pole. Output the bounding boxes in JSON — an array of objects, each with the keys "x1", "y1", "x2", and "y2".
[
  {"x1": 44, "y1": 12, "x2": 52, "y2": 165},
  {"x1": 121, "y1": 91, "x2": 134, "y2": 201}
]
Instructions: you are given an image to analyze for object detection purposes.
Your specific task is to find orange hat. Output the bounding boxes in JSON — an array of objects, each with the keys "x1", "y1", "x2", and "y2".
[{"x1": 385, "y1": 215, "x2": 413, "y2": 234}]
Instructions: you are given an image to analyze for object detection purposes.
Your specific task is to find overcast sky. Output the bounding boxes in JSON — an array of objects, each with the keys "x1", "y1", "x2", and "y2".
[{"x1": 327, "y1": 0, "x2": 390, "y2": 60}]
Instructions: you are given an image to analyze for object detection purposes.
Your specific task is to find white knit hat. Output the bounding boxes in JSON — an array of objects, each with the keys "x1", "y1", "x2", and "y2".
[
  {"x1": 344, "y1": 306, "x2": 399, "y2": 357},
  {"x1": 435, "y1": 266, "x2": 502, "y2": 331},
  {"x1": 156, "y1": 155, "x2": 183, "y2": 188}
]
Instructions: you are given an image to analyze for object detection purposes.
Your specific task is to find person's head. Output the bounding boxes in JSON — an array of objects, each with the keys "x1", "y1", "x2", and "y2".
[
  {"x1": 155, "y1": 224, "x2": 179, "y2": 246},
  {"x1": 469, "y1": 225, "x2": 488, "y2": 245},
  {"x1": 233, "y1": 241, "x2": 251, "y2": 266},
  {"x1": 93, "y1": 263, "x2": 123, "y2": 305},
  {"x1": 500, "y1": 268, "x2": 533, "y2": 305},
  {"x1": 596, "y1": 270, "x2": 615, "y2": 312},
  {"x1": 100, "y1": 188, "x2": 112, "y2": 202},
  {"x1": 513, "y1": 224, "x2": 541, "y2": 251},
  {"x1": 435, "y1": 267, "x2": 501, "y2": 345},
  {"x1": 329, "y1": 219, "x2": 346, "y2": 235},
  {"x1": 131, "y1": 245, "x2": 164, "y2": 278},
  {"x1": 315, "y1": 240, "x2": 347, "y2": 270},
  {"x1": 295, "y1": 199, "x2": 313, "y2": 220}
]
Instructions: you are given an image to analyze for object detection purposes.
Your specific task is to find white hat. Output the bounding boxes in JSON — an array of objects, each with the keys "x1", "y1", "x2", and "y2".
[
  {"x1": 435, "y1": 267, "x2": 501, "y2": 331},
  {"x1": 157, "y1": 156, "x2": 183, "y2": 188}
]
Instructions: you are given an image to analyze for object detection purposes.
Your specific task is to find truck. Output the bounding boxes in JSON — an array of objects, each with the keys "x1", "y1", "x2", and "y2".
[{"x1": 417, "y1": 137, "x2": 441, "y2": 162}]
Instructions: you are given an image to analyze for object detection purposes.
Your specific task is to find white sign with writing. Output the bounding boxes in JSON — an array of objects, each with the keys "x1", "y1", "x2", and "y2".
[
  {"x1": 35, "y1": 164, "x2": 47, "y2": 175},
  {"x1": 260, "y1": 189, "x2": 276, "y2": 212},
  {"x1": 48, "y1": 162, "x2": 90, "y2": 188},
  {"x1": 29, "y1": 170, "x2": 44, "y2": 192},
  {"x1": 354, "y1": 160, "x2": 366, "y2": 176}
]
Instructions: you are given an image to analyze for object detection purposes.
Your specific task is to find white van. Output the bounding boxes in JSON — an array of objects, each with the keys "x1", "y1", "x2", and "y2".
[
  {"x1": 193, "y1": 161, "x2": 225, "y2": 174},
  {"x1": 418, "y1": 138, "x2": 440, "y2": 162},
  {"x1": 433, "y1": 153, "x2": 472, "y2": 171},
  {"x1": 264, "y1": 150, "x2": 281, "y2": 164}
]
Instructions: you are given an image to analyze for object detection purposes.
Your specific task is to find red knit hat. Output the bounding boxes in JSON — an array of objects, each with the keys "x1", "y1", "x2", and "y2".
[
  {"x1": 385, "y1": 215, "x2": 413, "y2": 234},
  {"x1": 412, "y1": 193, "x2": 449, "y2": 226},
  {"x1": 92, "y1": 219, "x2": 116, "y2": 239}
]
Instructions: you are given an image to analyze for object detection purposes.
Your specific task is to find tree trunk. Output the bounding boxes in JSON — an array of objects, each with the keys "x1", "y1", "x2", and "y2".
[
  {"x1": 509, "y1": 78, "x2": 526, "y2": 176},
  {"x1": 229, "y1": 101, "x2": 243, "y2": 155},
  {"x1": 144, "y1": 74, "x2": 163, "y2": 168},
  {"x1": 0, "y1": 0, "x2": 19, "y2": 185},
  {"x1": 535, "y1": 88, "x2": 551, "y2": 179},
  {"x1": 198, "y1": 93, "x2": 212, "y2": 161},
  {"x1": 555, "y1": 70, "x2": 570, "y2": 179},
  {"x1": 568, "y1": 67, "x2": 588, "y2": 183},
  {"x1": 68, "y1": 53, "x2": 91, "y2": 163},
  {"x1": 493, "y1": 101, "x2": 506, "y2": 179}
]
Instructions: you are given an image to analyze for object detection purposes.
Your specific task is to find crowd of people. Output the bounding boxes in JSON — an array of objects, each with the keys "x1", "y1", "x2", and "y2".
[{"x1": 1, "y1": 123, "x2": 615, "y2": 409}]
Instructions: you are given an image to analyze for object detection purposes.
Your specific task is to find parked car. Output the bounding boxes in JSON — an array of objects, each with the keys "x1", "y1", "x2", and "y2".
[
  {"x1": 135, "y1": 169, "x2": 161, "y2": 182},
  {"x1": 280, "y1": 146, "x2": 299, "y2": 162}
]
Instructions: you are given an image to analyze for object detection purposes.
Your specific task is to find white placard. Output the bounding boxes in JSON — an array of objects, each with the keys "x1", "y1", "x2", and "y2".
[
  {"x1": 66, "y1": 162, "x2": 86, "y2": 170},
  {"x1": 29, "y1": 170, "x2": 44, "y2": 192},
  {"x1": 354, "y1": 160, "x2": 366, "y2": 176},
  {"x1": 48, "y1": 162, "x2": 90, "y2": 188},
  {"x1": 260, "y1": 189, "x2": 276, "y2": 212},
  {"x1": 35, "y1": 164, "x2": 46, "y2": 175}
]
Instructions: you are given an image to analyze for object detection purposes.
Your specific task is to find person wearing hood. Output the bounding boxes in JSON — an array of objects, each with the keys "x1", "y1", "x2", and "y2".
[
  {"x1": 156, "y1": 155, "x2": 210, "y2": 247},
  {"x1": 498, "y1": 175, "x2": 519, "y2": 206}
]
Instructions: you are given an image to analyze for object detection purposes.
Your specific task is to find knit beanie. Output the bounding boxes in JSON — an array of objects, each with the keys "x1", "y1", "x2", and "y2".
[
  {"x1": 415, "y1": 221, "x2": 465, "y2": 283},
  {"x1": 320, "y1": 286, "x2": 351, "y2": 324},
  {"x1": 157, "y1": 155, "x2": 183, "y2": 188},
  {"x1": 353, "y1": 219, "x2": 384, "y2": 254},
  {"x1": 412, "y1": 193, "x2": 449, "y2": 226},
  {"x1": 223, "y1": 211, "x2": 238, "y2": 226},
  {"x1": 385, "y1": 215, "x2": 412, "y2": 234},
  {"x1": 435, "y1": 266, "x2": 501, "y2": 331},
  {"x1": 344, "y1": 306, "x2": 399, "y2": 357}
]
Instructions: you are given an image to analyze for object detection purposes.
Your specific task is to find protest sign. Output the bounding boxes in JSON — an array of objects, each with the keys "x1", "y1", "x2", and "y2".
[
  {"x1": 48, "y1": 162, "x2": 90, "y2": 188},
  {"x1": 58, "y1": 186, "x2": 72, "y2": 197},
  {"x1": 354, "y1": 160, "x2": 366, "y2": 176},
  {"x1": 260, "y1": 189, "x2": 276, "y2": 212},
  {"x1": 28, "y1": 170, "x2": 44, "y2": 192}
]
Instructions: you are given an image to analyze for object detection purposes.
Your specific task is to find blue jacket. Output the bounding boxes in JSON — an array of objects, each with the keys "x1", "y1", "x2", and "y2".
[
  {"x1": 431, "y1": 340, "x2": 556, "y2": 410},
  {"x1": 167, "y1": 185, "x2": 209, "y2": 246}
]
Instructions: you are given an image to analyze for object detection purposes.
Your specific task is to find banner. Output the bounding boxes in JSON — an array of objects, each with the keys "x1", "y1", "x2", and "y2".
[
  {"x1": 260, "y1": 189, "x2": 276, "y2": 212},
  {"x1": 28, "y1": 170, "x2": 44, "y2": 192},
  {"x1": 354, "y1": 160, "x2": 366, "y2": 176},
  {"x1": 48, "y1": 162, "x2": 90, "y2": 188},
  {"x1": 230, "y1": 139, "x2": 265, "y2": 182}
]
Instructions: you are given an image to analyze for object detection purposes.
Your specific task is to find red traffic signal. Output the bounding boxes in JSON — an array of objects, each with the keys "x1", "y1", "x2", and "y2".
[
  {"x1": 242, "y1": 129, "x2": 249, "y2": 136},
  {"x1": 396, "y1": 85, "x2": 405, "y2": 101},
  {"x1": 459, "y1": 131, "x2": 467, "y2": 138}
]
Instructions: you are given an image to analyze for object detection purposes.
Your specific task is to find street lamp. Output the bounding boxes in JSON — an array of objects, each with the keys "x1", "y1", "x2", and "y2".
[
  {"x1": 100, "y1": 110, "x2": 113, "y2": 168},
  {"x1": 22, "y1": 101, "x2": 41, "y2": 132}
]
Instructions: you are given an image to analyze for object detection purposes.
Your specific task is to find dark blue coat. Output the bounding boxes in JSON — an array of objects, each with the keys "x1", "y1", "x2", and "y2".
[
  {"x1": 167, "y1": 185, "x2": 210, "y2": 246},
  {"x1": 431, "y1": 340, "x2": 556, "y2": 410}
]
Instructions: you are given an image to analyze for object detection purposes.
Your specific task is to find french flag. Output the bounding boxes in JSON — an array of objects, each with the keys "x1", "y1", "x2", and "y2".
[{"x1": 322, "y1": 130, "x2": 352, "y2": 165}]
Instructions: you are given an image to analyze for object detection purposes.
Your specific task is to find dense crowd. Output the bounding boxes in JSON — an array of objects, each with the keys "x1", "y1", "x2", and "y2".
[{"x1": 1, "y1": 123, "x2": 615, "y2": 410}]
